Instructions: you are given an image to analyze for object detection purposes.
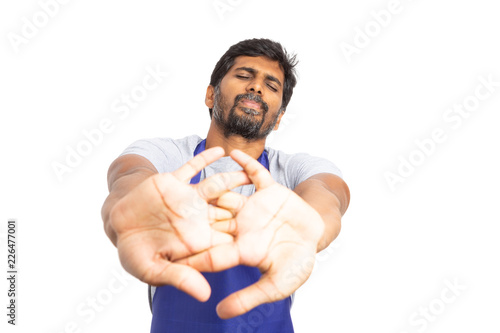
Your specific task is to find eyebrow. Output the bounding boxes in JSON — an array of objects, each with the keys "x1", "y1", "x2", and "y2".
[{"x1": 235, "y1": 66, "x2": 282, "y2": 87}]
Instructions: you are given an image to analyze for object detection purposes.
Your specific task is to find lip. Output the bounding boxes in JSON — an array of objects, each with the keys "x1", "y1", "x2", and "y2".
[{"x1": 240, "y1": 99, "x2": 261, "y2": 111}]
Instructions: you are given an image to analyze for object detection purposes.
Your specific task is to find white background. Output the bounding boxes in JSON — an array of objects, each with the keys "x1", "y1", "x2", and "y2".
[{"x1": 1, "y1": 0, "x2": 499, "y2": 332}]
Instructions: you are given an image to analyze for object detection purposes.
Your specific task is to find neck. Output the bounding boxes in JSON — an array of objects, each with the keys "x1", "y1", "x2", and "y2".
[{"x1": 205, "y1": 121, "x2": 266, "y2": 159}]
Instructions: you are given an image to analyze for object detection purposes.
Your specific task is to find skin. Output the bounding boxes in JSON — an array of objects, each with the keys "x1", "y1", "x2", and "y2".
[
  {"x1": 177, "y1": 149, "x2": 338, "y2": 319},
  {"x1": 101, "y1": 55, "x2": 350, "y2": 319},
  {"x1": 102, "y1": 148, "x2": 252, "y2": 301},
  {"x1": 205, "y1": 56, "x2": 286, "y2": 159}
]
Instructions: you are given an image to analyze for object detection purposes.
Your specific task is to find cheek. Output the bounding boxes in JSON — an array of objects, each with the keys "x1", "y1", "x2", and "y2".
[
  {"x1": 220, "y1": 78, "x2": 241, "y2": 97},
  {"x1": 268, "y1": 95, "x2": 282, "y2": 112},
  {"x1": 220, "y1": 87, "x2": 239, "y2": 106}
]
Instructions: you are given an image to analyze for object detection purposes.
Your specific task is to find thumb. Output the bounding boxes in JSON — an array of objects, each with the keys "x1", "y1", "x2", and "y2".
[
  {"x1": 146, "y1": 261, "x2": 212, "y2": 302},
  {"x1": 119, "y1": 244, "x2": 212, "y2": 302},
  {"x1": 216, "y1": 276, "x2": 285, "y2": 319}
]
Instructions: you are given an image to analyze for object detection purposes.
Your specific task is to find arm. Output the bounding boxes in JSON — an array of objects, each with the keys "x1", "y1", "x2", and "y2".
[
  {"x1": 293, "y1": 173, "x2": 350, "y2": 252},
  {"x1": 101, "y1": 154, "x2": 158, "y2": 246}
]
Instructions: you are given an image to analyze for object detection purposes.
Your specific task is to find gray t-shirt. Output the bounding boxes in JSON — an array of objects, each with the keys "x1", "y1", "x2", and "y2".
[{"x1": 120, "y1": 135, "x2": 343, "y2": 195}]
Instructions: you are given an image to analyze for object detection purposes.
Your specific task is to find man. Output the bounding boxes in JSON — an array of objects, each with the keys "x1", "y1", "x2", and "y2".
[{"x1": 101, "y1": 38, "x2": 350, "y2": 332}]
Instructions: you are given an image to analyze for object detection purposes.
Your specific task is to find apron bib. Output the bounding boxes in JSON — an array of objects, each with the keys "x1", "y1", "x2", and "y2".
[{"x1": 150, "y1": 139, "x2": 294, "y2": 332}]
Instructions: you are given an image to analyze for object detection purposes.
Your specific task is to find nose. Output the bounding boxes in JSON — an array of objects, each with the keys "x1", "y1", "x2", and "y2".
[{"x1": 246, "y1": 79, "x2": 263, "y2": 95}]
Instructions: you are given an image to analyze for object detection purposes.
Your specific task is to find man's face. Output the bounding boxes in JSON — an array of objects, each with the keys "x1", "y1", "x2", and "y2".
[{"x1": 208, "y1": 56, "x2": 285, "y2": 140}]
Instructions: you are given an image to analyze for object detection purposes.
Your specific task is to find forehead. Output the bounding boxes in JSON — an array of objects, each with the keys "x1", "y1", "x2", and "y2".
[{"x1": 228, "y1": 56, "x2": 284, "y2": 83}]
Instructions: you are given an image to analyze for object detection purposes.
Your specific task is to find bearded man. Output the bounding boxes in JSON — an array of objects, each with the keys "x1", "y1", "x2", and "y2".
[{"x1": 101, "y1": 38, "x2": 350, "y2": 333}]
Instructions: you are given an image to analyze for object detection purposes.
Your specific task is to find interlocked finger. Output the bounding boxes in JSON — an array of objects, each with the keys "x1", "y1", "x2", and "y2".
[
  {"x1": 197, "y1": 171, "x2": 251, "y2": 201},
  {"x1": 211, "y1": 219, "x2": 238, "y2": 235},
  {"x1": 230, "y1": 150, "x2": 275, "y2": 190},
  {"x1": 175, "y1": 242, "x2": 240, "y2": 272},
  {"x1": 173, "y1": 147, "x2": 225, "y2": 183},
  {"x1": 207, "y1": 205, "x2": 234, "y2": 222},
  {"x1": 213, "y1": 191, "x2": 247, "y2": 214}
]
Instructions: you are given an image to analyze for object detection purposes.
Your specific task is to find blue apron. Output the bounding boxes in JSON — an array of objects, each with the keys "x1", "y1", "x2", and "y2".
[{"x1": 150, "y1": 139, "x2": 294, "y2": 332}]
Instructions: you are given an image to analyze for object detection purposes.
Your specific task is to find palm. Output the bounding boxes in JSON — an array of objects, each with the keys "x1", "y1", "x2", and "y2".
[
  {"x1": 109, "y1": 147, "x2": 250, "y2": 301},
  {"x1": 233, "y1": 184, "x2": 322, "y2": 293},
  {"x1": 179, "y1": 150, "x2": 324, "y2": 318}
]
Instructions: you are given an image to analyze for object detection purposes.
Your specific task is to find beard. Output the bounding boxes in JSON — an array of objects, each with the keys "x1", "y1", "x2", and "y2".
[{"x1": 212, "y1": 86, "x2": 281, "y2": 141}]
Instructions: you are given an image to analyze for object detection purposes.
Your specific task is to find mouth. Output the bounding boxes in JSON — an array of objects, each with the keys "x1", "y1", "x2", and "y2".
[{"x1": 239, "y1": 99, "x2": 262, "y2": 112}]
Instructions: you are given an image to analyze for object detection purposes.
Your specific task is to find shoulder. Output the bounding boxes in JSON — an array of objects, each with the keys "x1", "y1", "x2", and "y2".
[
  {"x1": 120, "y1": 135, "x2": 202, "y2": 173},
  {"x1": 267, "y1": 147, "x2": 343, "y2": 189}
]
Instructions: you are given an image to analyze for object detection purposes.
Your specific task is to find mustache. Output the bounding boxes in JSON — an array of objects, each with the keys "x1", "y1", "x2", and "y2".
[{"x1": 233, "y1": 93, "x2": 269, "y2": 112}]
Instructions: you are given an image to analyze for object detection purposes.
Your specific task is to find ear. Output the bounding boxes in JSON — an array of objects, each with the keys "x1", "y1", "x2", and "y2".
[
  {"x1": 273, "y1": 109, "x2": 286, "y2": 131},
  {"x1": 205, "y1": 85, "x2": 215, "y2": 109}
]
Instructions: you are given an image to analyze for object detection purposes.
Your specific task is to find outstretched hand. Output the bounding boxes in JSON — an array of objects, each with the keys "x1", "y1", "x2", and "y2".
[
  {"x1": 109, "y1": 147, "x2": 251, "y2": 302},
  {"x1": 178, "y1": 149, "x2": 325, "y2": 319}
]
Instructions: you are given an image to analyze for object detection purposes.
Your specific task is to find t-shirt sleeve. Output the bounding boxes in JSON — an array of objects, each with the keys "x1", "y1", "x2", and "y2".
[
  {"x1": 270, "y1": 150, "x2": 343, "y2": 190},
  {"x1": 119, "y1": 137, "x2": 185, "y2": 174}
]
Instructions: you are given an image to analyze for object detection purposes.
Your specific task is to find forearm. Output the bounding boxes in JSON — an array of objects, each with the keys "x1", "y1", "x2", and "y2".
[
  {"x1": 101, "y1": 155, "x2": 157, "y2": 246},
  {"x1": 293, "y1": 174, "x2": 349, "y2": 252}
]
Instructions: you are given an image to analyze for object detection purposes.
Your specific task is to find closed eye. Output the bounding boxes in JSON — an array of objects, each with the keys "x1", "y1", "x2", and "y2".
[
  {"x1": 267, "y1": 83, "x2": 278, "y2": 92},
  {"x1": 236, "y1": 75, "x2": 249, "y2": 79}
]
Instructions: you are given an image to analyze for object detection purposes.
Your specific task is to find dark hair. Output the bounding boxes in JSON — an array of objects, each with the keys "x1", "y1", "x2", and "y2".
[{"x1": 209, "y1": 38, "x2": 298, "y2": 117}]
